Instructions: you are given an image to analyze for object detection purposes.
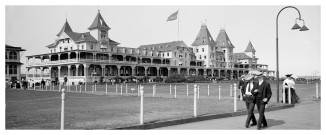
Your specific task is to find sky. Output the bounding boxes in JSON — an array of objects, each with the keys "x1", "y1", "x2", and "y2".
[{"x1": 5, "y1": 4, "x2": 322, "y2": 77}]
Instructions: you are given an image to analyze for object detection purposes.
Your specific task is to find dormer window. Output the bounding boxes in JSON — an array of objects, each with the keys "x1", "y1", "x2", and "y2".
[{"x1": 68, "y1": 39, "x2": 70, "y2": 43}]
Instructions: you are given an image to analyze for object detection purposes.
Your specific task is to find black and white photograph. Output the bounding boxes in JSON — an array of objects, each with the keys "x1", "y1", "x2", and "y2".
[{"x1": 2, "y1": 0, "x2": 325, "y2": 134}]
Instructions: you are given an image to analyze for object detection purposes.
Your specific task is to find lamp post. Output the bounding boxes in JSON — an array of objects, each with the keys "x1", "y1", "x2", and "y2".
[{"x1": 276, "y1": 6, "x2": 309, "y2": 103}]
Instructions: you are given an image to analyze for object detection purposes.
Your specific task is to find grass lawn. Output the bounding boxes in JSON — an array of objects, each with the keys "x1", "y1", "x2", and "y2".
[{"x1": 5, "y1": 82, "x2": 320, "y2": 129}]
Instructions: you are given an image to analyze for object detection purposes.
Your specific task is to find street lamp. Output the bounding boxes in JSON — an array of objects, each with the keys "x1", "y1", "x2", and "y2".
[{"x1": 276, "y1": 6, "x2": 309, "y2": 103}]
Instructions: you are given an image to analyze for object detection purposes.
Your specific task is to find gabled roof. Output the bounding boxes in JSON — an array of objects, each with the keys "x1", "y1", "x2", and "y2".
[
  {"x1": 244, "y1": 41, "x2": 256, "y2": 53},
  {"x1": 5, "y1": 45, "x2": 26, "y2": 51},
  {"x1": 56, "y1": 20, "x2": 73, "y2": 36},
  {"x1": 88, "y1": 11, "x2": 111, "y2": 30},
  {"x1": 233, "y1": 53, "x2": 252, "y2": 59},
  {"x1": 191, "y1": 24, "x2": 216, "y2": 46},
  {"x1": 138, "y1": 41, "x2": 190, "y2": 52},
  {"x1": 215, "y1": 29, "x2": 235, "y2": 48}
]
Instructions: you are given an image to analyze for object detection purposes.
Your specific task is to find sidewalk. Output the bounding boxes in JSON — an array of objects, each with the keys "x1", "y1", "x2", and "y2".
[{"x1": 155, "y1": 99, "x2": 320, "y2": 130}]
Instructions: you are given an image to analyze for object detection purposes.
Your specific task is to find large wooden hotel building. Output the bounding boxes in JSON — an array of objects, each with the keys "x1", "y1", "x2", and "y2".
[{"x1": 25, "y1": 11, "x2": 274, "y2": 84}]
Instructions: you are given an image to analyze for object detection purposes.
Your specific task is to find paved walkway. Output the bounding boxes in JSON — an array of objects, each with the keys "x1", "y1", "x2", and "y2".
[{"x1": 155, "y1": 99, "x2": 321, "y2": 130}]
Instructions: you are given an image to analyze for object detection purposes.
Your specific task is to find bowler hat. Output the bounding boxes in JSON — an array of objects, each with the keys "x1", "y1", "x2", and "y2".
[{"x1": 285, "y1": 74, "x2": 292, "y2": 77}]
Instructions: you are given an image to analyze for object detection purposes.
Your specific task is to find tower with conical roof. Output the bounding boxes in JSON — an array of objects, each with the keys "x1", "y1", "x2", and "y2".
[
  {"x1": 244, "y1": 40, "x2": 256, "y2": 58},
  {"x1": 88, "y1": 10, "x2": 111, "y2": 43},
  {"x1": 215, "y1": 28, "x2": 235, "y2": 68},
  {"x1": 191, "y1": 23, "x2": 217, "y2": 68},
  {"x1": 56, "y1": 19, "x2": 73, "y2": 37}
]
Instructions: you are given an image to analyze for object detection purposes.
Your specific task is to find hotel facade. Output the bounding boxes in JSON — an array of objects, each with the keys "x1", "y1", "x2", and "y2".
[{"x1": 25, "y1": 11, "x2": 274, "y2": 84}]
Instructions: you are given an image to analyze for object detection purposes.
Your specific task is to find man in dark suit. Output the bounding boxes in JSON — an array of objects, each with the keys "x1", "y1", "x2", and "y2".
[
  {"x1": 238, "y1": 75, "x2": 245, "y2": 99},
  {"x1": 252, "y1": 72, "x2": 272, "y2": 130},
  {"x1": 241, "y1": 74, "x2": 258, "y2": 128}
]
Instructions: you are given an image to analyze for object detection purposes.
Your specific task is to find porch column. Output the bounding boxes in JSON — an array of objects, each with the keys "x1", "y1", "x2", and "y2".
[
  {"x1": 217, "y1": 69, "x2": 220, "y2": 77},
  {"x1": 177, "y1": 68, "x2": 180, "y2": 74},
  {"x1": 101, "y1": 65, "x2": 105, "y2": 76},
  {"x1": 49, "y1": 55, "x2": 52, "y2": 61},
  {"x1": 117, "y1": 65, "x2": 121, "y2": 76},
  {"x1": 195, "y1": 68, "x2": 198, "y2": 75},
  {"x1": 40, "y1": 67, "x2": 44, "y2": 78},
  {"x1": 68, "y1": 52, "x2": 71, "y2": 60},
  {"x1": 167, "y1": 67, "x2": 170, "y2": 77},
  {"x1": 211, "y1": 69, "x2": 214, "y2": 77},
  {"x1": 58, "y1": 66, "x2": 61, "y2": 80},
  {"x1": 187, "y1": 68, "x2": 190, "y2": 76},
  {"x1": 58, "y1": 54, "x2": 61, "y2": 60},
  {"x1": 156, "y1": 67, "x2": 160, "y2": 76},
  {"x1": 67, "y1": 65, "x2": 71, "y2": 78},
  {"x1": 150, "y1": 58, "x2": 153, "y2": 65},
  {"x1": 132, "y1": 66, "x2": 136, "y2": 76},
  {"x1": 75, "y1": 65, "x2": 79, "y2": 76},
  {"x1": 144, "y1": 66, "x2": 148, "y2": 76}
]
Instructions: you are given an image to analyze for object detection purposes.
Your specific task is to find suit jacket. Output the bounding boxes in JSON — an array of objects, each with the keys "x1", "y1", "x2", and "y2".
[
  {"x1": 254, "y1": 81, "x2": 272, "y2": 103},
  {"x1": 241, "y1": 81, "x2": 258, "y2": 96},
  {"x1": 238, "y1": 79, "x2": 245, "y2": 89}
]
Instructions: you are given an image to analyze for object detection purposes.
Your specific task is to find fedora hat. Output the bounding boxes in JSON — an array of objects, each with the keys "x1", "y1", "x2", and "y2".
[
  {"x1": 285, "y1": 74, "x2": 292, "y2": 77},
  {"x1": 240, "y1": 75, "x2": 245, "y2": 78},
  {"x1": 244, "y1": 74, "x2": 254, "y2": 81}
]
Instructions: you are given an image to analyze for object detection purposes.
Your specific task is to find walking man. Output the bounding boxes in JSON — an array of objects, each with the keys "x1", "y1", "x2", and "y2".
[
  {"x1": 241, "y1": 74, "x2": 258, "y2": 128},
  {"x1": 252, "y1": 72, "x2": 272, "y2": 130}
]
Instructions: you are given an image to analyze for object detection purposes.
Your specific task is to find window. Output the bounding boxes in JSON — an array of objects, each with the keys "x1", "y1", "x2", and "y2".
[
  {"x1": 211, "y1": 46, "x2": 214, "y2": 51},
  {"x1": 60, "y1": 47, "x2": 62, "y2": 52},
  {"x1": 77, "y1": 45, "x2": 79, "y2": 50},
  {"x1": 199, "y1": 55, "x2": 202, "y2": 59},
  {"x1": 196, "y1": 49, "x2": 198, "y2": 53},
  {"x1": 81, "y1": 45, "x2": 84, "y2": 50},
  {"x1": 50, "y1": 50, "x2": 52, "y2": 53},
  {"x1": 63, "y1": 39, "x2": 65, "y2": 43},
  {"x1": 68, "y1": 39, "x2": 70, "y2": 43},
  {"x1": 163, "y1": 53, "x2": 165, "y2": 57},
  {"x1": 5, "y1": 65, "x2": 7, "y2": 74},
  {"x1": 111, "y1": 47, "x2": 113, "y2": 51},
  {"x1": 202, "y1": 48, "x2": 204, "y2": 52},
  {"x1": 175, "y1": 52, "x2": 177, "y2": 57},
  {"x1": 90, "y1": 45, "x2": 93, "y2": 50},
  {"x1": 167, "y1": 53, "x2": 169, "y2": 56},
  {"x1": 54, "y1": 49, "x2": 56, "y2": 53},
  {"x1": 101, "y1": 30, "x2": 107, "y2": 40},
  {"x1": 185, "y1": 53, "x2": 187, "y2": 58},
  {"x1": 204, "y1": 56, "x2": 206, "y2": 59},
  {"x1": 70, "y1": 47, "x2": 73, "y2": 50},
  {"x1": 9, "y1": 51, "x2": 17, "y2": 60},
  {"x1": 9, "y1": 65, "x2": 17, "y2": 74}
]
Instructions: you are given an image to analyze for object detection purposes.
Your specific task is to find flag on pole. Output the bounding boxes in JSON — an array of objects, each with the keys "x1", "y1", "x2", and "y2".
[{"x1": 167, "y1": 10, "x2": 178, "y2": 21}]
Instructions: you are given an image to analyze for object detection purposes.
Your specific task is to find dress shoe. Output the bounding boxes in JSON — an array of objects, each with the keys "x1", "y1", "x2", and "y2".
[
  {"x1": 245, "y1": 125, "x2": 249, "y2": 128},
  {"x1": 257, "y1": 127, "x2": 261, "y2": 130}
]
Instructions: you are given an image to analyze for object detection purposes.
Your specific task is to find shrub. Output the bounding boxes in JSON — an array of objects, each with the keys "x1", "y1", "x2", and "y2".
[
  {"x1": 186, "y1": 75, "x2": 205, "y2": 82},
  {"x1": 153, "y1": 76, "x2": 163, "y2": 82},
  {"x1": 99, "y1": 76, "x2": 104, "y2": 84},
  {"x1": 165, "y1": 74, "x2": 187, "y2": 83}
]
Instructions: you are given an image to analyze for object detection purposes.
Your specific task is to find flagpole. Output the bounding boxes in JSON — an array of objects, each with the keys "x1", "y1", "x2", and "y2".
[{"x1": 178, "y1": 10, "x2": 179, "y2": 41}]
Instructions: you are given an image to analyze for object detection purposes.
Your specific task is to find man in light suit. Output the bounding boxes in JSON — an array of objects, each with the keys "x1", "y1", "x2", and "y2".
[
  {"x1": 252, "y1": 72, "x2": 272, "y2": 130},
  {"x1": 241, "y1": 74, "x2": 258, "y2": 128}
]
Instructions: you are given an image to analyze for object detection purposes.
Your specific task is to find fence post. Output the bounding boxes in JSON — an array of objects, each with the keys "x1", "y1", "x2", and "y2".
[
  {"x1": 116, "y1": 84, "x2": 118, "y2": 93},
  {"x1": 208, "y1": 85, "x2": 210, "y2": 96},
  {"x1": 234, "y1": 84, "x2": 237, "y2": 112},
  {"x1": 138, "y1": 85, "x2": 140, "y2": 97},
  {"x1": 170, "y1": 84, "x2": 172, "y2": 95},
  {"x1": 79, "y1": 84, "x2": 81, "y2": 93},
  {"x1": 45, "y1": 84, "x2": 47, "y2": 91},
  {"x1": 106, "y1": 83, "x2": 108, "y2": 95},
  {"x1": 140, "y1": 86, "x2": 144, "y2": 125},
  {"x1": 61, "y1": 88, "x2": 65, "y2": 130},
  {"x1": 282, "y1": 86, "x2": 285, "y2": 104},
  {"x1": 91, "y1": 84, "x2": 94, "y2": 94},
  {"x1": 75, "y1": 84, "x2": 77, "y2": 92},
  {"x1": 121, "y1": 84, "x2": 123, "y2": 95},
  {"x1": 153, "y1": 85, "x2": 155, "y2": 97},
  {"x1": 187, "y1": 84, "x2": 189, "y2": 96},
  {"x1": 59, "y1": 83, "x2": 61, "y2": 92},
  {"x1": 53, "y1": 84, "x2": 54, "y2": 91},
  {"x1": 174, "y1": 85, "x2": 177, "y2": 99},
  {"x1": 85, "y1": 82, "x2": 87, "y2": 92},
  {"x1": 197, "y1": 86, "x2": 200, "y2": 99},
  {"x1": 95, "y1": 83, "x2": 97, "y2": 92},
  {"x1": 219, "y1": 86, "x2": 221, "y2": 101},
  {"x1": 288, "y1": 86, "x2": 292, "y2": 104},
  {"x1": 126, "y1": 84, "x2": 128, "y2": 94},
  {"x1": 239, "y1": 86, "x2": 243, "y2": 101},
  {"x1": 34, "y1": 82, "x2": 36, "y2": 90},
  {"x1": 230, "y1": 84, "x2": 232, "y2": 97},
  {"x1": 316, "y1": 83, "x2": 319, "y2": 98},
  {"x1": 194, "y1": 84, "x2": 197, "y2": 117}
]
